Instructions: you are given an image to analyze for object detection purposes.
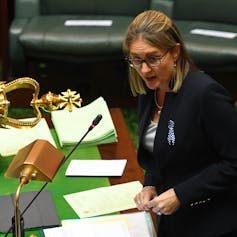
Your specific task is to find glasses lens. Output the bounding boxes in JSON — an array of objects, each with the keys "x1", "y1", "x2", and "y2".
[
  {"x1": 147, "y1": 57, "x2": 161, "y2": 67},
  {"x1": 134, "y1": 60, "x2": 142, "y2": 67}
]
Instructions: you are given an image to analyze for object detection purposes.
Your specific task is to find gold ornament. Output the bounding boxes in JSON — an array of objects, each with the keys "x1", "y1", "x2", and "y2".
[{"x1": 0, "y1": 77, "x2": 82, "y2": 128}]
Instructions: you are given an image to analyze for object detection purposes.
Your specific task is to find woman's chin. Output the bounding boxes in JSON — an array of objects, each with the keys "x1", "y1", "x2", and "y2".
[{"x1": 145, "y1": 81, "x2": 159, "y2": 90}]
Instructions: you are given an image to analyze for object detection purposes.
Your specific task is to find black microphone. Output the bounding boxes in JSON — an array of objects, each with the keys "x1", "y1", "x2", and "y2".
[
  {"x1": 88, "y1": 114, "x2": 103, "y2": 131},
  {"x1": 5, "y1": 114, "x2": 103, "y2": 237}
]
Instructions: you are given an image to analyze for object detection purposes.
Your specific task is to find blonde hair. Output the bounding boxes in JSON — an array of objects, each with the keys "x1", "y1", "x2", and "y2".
[{"x1": 123, "y1": 10, "x2": 194, "y2": 96}]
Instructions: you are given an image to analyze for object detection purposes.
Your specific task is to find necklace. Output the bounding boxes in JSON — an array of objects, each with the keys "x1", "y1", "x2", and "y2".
[{"x1": 154, "y1": 90, "x2": 163, "y2": 115}]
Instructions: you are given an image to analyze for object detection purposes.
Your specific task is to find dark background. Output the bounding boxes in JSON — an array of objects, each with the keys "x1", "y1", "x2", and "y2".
[{"x1": 1, "y1": 1, "x2": 237, "y2": 109}]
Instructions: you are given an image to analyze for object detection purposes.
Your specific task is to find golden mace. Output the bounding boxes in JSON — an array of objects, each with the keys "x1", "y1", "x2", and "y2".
[{"x1": 0, "y1": 77, "x2": 82, "y2": 128}]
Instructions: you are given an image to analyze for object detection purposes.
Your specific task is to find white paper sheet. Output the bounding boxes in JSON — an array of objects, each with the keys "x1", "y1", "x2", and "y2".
[
  {"x1": 65, "y1": 159, "x2": 127, "y2": 176},
  {"x1": 44, "y1": 221, "x2": 131, "y2": 237},
  {"x1": 190, "y1": 28, "x2": 237, "y2": 39},
  {"x1": 62, "y1": 211, "x2": 156, "y2": 237},
  {"x1": 65, "y1": 20, "x2": 113, "y2": 26},
  {"x1": 64, "y1": 181, "x2": 143, "y2": 218},
  {"x1": 0, "y1": 118, "x2": 56, "y2": 156}
]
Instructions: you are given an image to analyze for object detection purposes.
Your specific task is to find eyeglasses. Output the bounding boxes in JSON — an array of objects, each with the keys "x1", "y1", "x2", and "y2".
[{"x1": 126, "y1": 50, "x2": 169, "y2": 68}]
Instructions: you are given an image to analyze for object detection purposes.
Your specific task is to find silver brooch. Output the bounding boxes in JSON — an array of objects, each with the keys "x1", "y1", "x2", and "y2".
[{"x1": 167, "y1": 120, "x2": 175, "y2": 146}]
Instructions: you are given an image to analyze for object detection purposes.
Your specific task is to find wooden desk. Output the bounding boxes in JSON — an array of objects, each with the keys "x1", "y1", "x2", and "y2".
[
  {"x1": 104, "y1": 108, "x2": 156, "y2": 230},
  {"x1": 100, "y1": 108, "x2": 144, "y2": 214},
  {"x1": 45, "y1": 107, "x2": 144, "y2": 186},
  {"x1": 1, "y1": 108, "x2": 156, "y2": 235},
  {"x1": 99, "y1": 108, "x2": 143, "y2": 185},
  {"x1": 46, "y1": 107, "x2": 157, "y2": 229}
]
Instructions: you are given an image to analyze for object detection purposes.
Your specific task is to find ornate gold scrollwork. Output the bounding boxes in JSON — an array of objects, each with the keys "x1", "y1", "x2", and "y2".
[
  {"x1": 33, "y1": 89, "x2": 82, "y2": 113},
  {"x1": 0, "y1": 77, "x2": 82, "y2": 129}
]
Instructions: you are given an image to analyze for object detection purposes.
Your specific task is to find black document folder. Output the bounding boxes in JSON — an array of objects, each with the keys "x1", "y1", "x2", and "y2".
[{"x1": 0, "y1": 190, "x2": 61, "y2": 233}]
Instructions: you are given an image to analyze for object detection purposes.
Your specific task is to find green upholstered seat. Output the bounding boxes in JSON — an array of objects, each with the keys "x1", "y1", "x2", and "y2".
[
  {"x1": 175, "y1": 21, "x2": 237, "y2": 71},
  {"x1": 18, "y1": 15, "x2": 134, "y2": 62},
  {"x1": 9, "y1": 0, "x2": 151, "y2": 76},
  {"x1": 172, "y1": 0, "x2": 237, "y2": 72},
  {"x1": 9, "y1": 0, "x2": 237, "y2": 77}
]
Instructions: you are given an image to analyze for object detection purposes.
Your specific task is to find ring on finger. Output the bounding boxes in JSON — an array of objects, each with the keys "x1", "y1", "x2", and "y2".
[{"x1": 157, "y1": 211, "x2": 162, "y2": 216}]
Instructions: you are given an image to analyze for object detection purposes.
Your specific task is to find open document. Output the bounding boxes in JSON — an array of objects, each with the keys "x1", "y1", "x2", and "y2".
[
  {"x1": 43, "y1": 211, "x2": 156, "y2": 237},
  {"x1": 51, "y1": 97, "x2": 117, "y2": 147},
  {"x1": 0, "y1": 118, "x2": 55, "y2": 157},
  {"x1": 64, "y1": 181, "x2": 143, "y2": 218}
]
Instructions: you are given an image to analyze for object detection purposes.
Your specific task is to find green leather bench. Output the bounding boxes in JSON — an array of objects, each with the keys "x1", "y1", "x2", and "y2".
[
  {"x1": 9, "y1": 0, "x2": 151, "y2": 76},
  {"x1": 152, "y1": 0, "x2": 237, "y2": 72},
  {"x1": 9, "y1": 0, "x2": 237, "y2": 77},
  {"x1": 169, "y1": 0, "x2": 237, "y2": 72}
]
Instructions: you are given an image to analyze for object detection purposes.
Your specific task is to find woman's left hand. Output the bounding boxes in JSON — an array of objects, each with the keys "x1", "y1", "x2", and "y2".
[{"x1": 147, "y1": 188, "x2": 180, "y2": 215}]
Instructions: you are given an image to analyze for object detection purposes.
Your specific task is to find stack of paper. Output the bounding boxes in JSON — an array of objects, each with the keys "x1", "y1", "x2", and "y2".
[
  {"x1": 51, "y1": 97, "x2": 117, "y2": 147},
  {"x1": 0, "y1": 118, "x2": 56, "y2": 157},
  {"x1": 43, "y1": 211, "x2": 156, "y2": 237},
  {"x1": 44, "y1": 220, "x2": 130, "y2": 237}
]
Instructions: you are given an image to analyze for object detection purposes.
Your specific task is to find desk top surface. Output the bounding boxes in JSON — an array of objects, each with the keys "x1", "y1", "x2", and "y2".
[
  {"x1": 44, "y1": 107, "x2": 144, "y2": 186},
  {"x1": 0, "y1": 108, "x2": 148, "y2": 236}
]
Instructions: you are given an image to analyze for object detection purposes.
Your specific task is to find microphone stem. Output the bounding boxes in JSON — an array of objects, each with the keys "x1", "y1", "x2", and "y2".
[
  {"x1": 62, "y1": 127, "x2": 91, "y2": 165},
  {"x1": 21, "y1": 183, "x2": 48, "y2": 217}
]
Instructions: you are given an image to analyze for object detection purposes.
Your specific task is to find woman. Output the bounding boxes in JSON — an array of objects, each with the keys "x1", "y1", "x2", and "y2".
[{"x1": 123, "y1": 10, "x2": 237, "y2": 237}]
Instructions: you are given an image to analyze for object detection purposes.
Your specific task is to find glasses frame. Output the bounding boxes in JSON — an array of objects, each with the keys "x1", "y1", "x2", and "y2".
[{"x1": 126, "y1": 50, "x2": 169, "y2": 69}]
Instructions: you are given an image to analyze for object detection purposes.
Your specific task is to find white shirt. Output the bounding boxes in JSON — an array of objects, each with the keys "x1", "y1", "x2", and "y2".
[{"x1": 142, "y1": 120, "x2": 157, "y2": 153}]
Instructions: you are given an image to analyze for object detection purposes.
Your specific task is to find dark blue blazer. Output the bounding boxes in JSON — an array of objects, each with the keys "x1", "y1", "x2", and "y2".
[{"x1": 137, "y1": 70, "x2": 237, "y2": 236}]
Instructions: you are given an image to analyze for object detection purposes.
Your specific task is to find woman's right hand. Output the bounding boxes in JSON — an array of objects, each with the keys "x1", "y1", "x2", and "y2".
[{"x1": 134, "y1": 186, "x2": 157, "y2": 211}]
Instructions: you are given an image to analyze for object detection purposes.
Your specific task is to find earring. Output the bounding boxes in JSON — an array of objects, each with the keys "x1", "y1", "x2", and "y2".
[{"x1": 169, "y1": 62, "x2": 177, "y2": 90}]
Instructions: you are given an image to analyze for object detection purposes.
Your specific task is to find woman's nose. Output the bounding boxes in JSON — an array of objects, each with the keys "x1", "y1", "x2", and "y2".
[{"x1": 140, "y1": 61, "x2": 152, "y2": 73}]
